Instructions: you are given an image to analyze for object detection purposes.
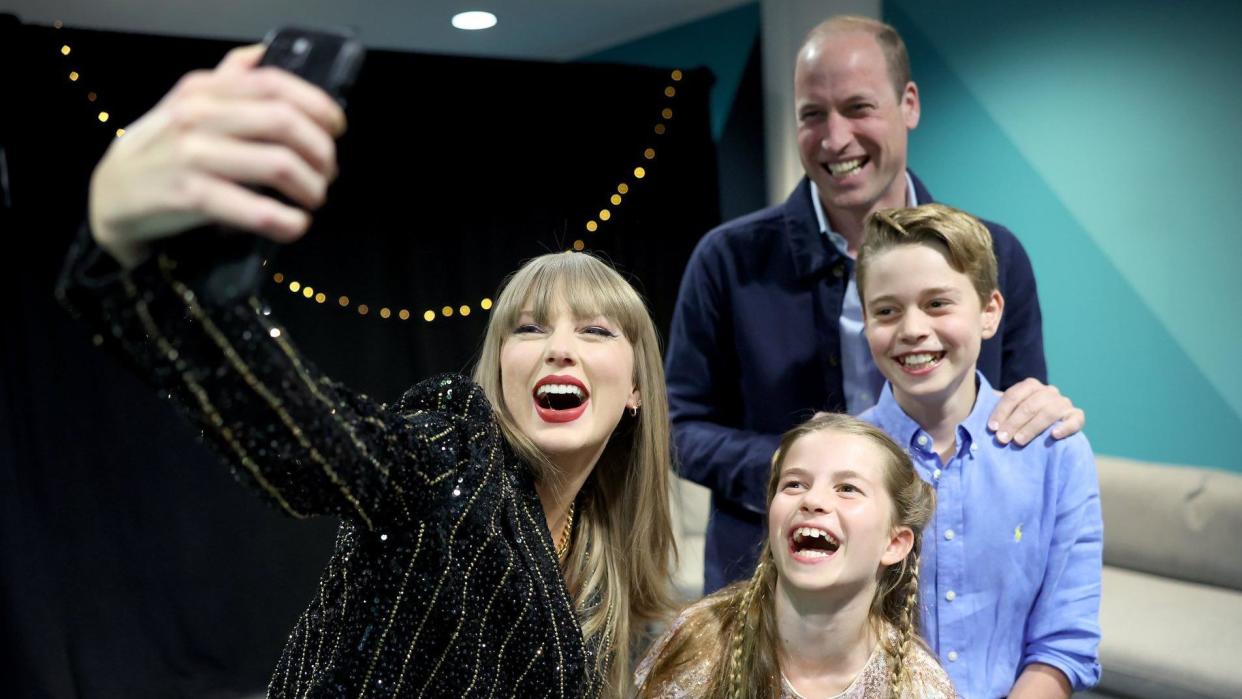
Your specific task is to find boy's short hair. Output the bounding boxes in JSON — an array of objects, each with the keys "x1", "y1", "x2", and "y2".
[{"x1": 857, "y1": 203, "x2": 998, "y2": 305}]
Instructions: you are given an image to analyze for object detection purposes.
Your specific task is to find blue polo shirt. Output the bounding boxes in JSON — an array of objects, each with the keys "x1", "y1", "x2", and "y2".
[{"x1": 861, "y1": 373, "x2": 1102, "y2": 696}]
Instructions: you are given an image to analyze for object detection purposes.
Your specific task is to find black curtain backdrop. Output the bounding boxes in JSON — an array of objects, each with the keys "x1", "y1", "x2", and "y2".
[{"x1": 1, "y1": 17, "x2": 721, "y2": 697}]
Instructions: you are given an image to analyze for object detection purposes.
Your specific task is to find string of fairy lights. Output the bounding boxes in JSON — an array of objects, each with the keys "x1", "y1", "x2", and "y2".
[{"x1": 51, "y1": 21, "x2": 683, "y2": 324}]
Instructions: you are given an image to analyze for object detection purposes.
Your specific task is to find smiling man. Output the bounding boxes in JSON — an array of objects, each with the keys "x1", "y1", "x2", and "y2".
[{"x1": 665, "y1": 15, "x2": 1085, "y2": 595}]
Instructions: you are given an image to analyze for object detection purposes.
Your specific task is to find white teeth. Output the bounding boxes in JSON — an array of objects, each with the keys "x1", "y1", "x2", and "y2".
[
  {"x1": 536, "y1": 384, "x2": 585, "y2": 399},
  {"x1": 898, "y1": 352, "x2": 940, "y2": 368},
  {"x1": 799, "y1": 549, "x2": 832, "y2": 558},
  {"x1": 827, "y1": 158, "x2": 864, "y2": 176},
  {"x1": 793, "y1": 527, "x2": 840, "y2": 545}
]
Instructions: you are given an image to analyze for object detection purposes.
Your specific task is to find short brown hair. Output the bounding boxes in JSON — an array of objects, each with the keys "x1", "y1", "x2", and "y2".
[
  {"x1": 857, "y1": 203, "x2": 998, "y2": 306},
  {"x1": 803, "y1": 15, "x2": 912, "y2": 98}
]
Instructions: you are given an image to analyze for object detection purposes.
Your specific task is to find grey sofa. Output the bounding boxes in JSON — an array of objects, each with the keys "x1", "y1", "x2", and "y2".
[{"x1": 1093, "y1": 456, "x2": 1242, "y2": 698}]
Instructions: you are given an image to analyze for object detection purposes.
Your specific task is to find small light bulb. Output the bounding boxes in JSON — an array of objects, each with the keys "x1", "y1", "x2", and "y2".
[{"x1": 452, "y1": 11, "x2": 498, "y2": 30}]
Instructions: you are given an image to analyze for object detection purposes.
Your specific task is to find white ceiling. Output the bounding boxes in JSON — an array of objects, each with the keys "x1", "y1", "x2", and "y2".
[{"x1": 4, "y1": 0, "x2": 754, "y2": 60}]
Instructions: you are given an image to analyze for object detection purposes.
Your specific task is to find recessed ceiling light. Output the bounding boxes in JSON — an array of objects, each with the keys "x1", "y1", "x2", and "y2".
[{"x1": 452, "y1": 11, "x2": 498, "y2": 31}]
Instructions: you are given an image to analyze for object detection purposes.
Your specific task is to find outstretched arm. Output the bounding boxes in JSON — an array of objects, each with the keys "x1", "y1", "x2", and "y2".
[
  {"x1": 89, "y1": 44, "x2": 344, "y2": 268},
  {"x1": 59, "y1": 45, "x2": 477, "y2": 530}
]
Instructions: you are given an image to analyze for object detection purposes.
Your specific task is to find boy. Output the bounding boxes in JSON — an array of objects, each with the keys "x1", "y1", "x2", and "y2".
[{"x1": 857, "y1": 204, "x2": 1101, "y2": 698}]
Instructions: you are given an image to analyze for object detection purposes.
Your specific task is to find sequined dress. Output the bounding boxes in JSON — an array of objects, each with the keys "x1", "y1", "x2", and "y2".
[
  {"x1": 57, "y1": 233, "x2": 608, "y2": 698},
  {"x1": 634, "y1": 601, "x2": 956, "y2": 698}
]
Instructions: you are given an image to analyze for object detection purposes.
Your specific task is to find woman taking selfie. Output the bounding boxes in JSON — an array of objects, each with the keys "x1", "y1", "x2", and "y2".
[{"x1": 58, "y1": 45, "x2": 676, "y2": 697}]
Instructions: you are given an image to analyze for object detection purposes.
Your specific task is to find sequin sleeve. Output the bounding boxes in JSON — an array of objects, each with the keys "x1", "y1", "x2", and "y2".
[{"x1": 56, "y1": 228, "x2": 491, "y2": 531}]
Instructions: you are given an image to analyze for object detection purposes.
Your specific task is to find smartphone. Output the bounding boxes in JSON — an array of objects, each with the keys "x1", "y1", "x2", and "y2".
[
  {"x1": 162, "y1": 27, "x2": 365, "y2": 305},
  {"x1": 259, "y1": 27, "x2": 365, "y2": 109}
]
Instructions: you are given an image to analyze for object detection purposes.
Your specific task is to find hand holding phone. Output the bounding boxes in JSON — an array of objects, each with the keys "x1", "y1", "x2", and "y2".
[
  {"x1": 156, "y1": 28, "x2": 365, "y2": 304},
  {"x1": 89, "y1": 29, "x2": 364, "y2": 283}
]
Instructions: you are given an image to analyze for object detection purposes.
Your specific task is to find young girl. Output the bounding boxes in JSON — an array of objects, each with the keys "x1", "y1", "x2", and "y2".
[
  {"x1": 636, "y1": 414, "x2": 953, "y2": 698},
  {"x1": 59, "y1": 45, "x2": 676, "y2": 696}
]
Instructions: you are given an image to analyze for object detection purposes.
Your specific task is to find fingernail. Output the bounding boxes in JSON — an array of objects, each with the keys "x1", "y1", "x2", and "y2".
[
  {"x1": 988, "y1": 421, "x2": 1000, "y2": 432},
  {"x1": 997, "y1": 431, "x2": 1011, "y2": 444},
  {"x1": 1014, "y1": 433, "x2": 1026, "y2": 445}
]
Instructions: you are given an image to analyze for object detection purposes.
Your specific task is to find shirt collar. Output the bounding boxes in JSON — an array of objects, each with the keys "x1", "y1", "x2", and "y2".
[
  {"x1": 869, "y1": 371, "x2": 999, "y2": 458},
  {"x1": 810, "y1": 171, "x2": 919, "y2": 257}
]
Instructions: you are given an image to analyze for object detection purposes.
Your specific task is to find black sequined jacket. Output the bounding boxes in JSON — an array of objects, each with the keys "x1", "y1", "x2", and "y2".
[{"x1": 57, "y1": 232, "x2": 607, "y2": 698}]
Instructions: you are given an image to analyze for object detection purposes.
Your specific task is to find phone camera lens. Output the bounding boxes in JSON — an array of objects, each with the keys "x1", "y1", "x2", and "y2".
[{"x1": 292, "y1": 37, "x2": 311, "y2": 55}]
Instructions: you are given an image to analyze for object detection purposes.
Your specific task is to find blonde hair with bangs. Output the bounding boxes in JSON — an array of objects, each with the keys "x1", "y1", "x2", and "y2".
[
  {"x1": 639, "y1": 414, "x2": 935, "y2": 699},
  {"x1": 473, "y1": 251, "x2": 677, "y2": 696}
]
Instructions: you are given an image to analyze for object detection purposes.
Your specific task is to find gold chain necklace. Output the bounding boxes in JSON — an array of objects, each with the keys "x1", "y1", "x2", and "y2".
[{"x1": 556, "y1": 501, "x2": 576, "y2": 560}]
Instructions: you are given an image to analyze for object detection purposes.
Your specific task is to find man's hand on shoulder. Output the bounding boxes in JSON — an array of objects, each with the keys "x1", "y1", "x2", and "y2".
[{"x1": 988, "y1": 378, "x2": 1085, "y2": 446}]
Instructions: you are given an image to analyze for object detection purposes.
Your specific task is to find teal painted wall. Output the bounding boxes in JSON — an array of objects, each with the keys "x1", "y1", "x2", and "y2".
[
  {"x1": 886, "y1": 0, "x2": 1242, "y2": 470},
  {"x1": 582, "y1": 3, "x2": 759, "y2": 140}
]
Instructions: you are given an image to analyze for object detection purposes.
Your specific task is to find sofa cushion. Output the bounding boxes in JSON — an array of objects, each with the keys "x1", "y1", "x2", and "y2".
[
  {"x1": 669, "y1": 476, "x2": 711, "y2": 599},
  {"x1": 1096, "y1": 456, "x2": 1242, "y2": 590},
  {"x1": 1098, "y1": 565, "x2": 1242, "y2": 698}
]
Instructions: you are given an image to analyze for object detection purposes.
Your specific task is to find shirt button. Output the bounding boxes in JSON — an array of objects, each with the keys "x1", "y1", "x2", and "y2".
[
  {"x1": 944, "y1": 529, "x2": 956, "y2": 541},
  {"x1": 970, "y1": 443, "x2": 979, "y2": 453},
  {"x1": 947, "y1": 651, "x2": 959, "y2": 662},
  {"x1": 932, "y1": 469, "x2": 942, "y2": 480},
  {"x1": 945, "y1": 590, "x2": 956, "y2": 601},
  {"x1": 860, "y1": 392, "x2": 872, "y2": 404},
  {"x1": 917, "y1": 435, "x2": 929, "y2": 446}
]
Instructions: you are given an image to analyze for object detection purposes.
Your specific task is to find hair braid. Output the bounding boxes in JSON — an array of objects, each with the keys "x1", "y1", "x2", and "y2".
[
  {"x1": 888, "y1": 551, "x2": 921, "y2": 698},
  {"x1": 726, "y1": 559, "x2": 767, "y2": 699}
]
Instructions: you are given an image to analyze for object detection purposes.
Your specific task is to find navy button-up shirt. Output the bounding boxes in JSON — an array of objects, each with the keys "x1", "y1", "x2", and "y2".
[{"x1": 862, "y1": 374, "x2": 1102, "y2": 696}]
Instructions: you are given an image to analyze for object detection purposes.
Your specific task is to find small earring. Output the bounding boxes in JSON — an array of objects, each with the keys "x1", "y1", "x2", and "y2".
[{"x1": 630, "y1": 405, "x2": 639, "y2": 417}]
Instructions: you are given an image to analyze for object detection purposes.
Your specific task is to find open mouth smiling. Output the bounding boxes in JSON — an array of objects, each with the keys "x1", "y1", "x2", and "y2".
[
  {"x1": 894, "y1": 351, "x2": 946, "y2": 374},
  {"x1": 532, "y1": 375, "x2": 590, "y2": 423},
  {"x1": 789, "y1": 525, "x2": 841, "y2": 561},
  {"x1": 823, "y1": 156, "x2": 868, "y2": 179}
]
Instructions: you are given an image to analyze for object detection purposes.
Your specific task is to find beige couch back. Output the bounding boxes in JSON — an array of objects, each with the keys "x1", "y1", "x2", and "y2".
[{"x1": 1097, "y1": 455, "x2": 1242, "y2": 591}]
